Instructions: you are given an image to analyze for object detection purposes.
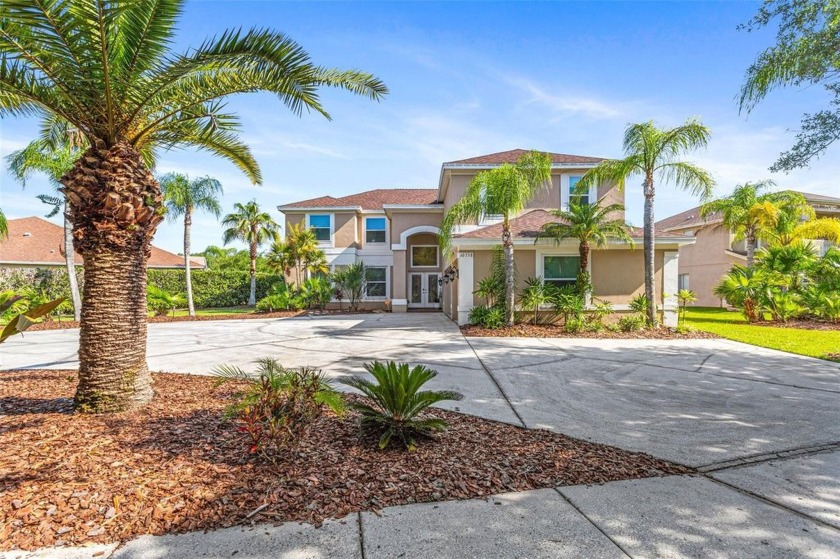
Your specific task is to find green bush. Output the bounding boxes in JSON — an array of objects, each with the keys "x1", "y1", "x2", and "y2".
[
  {"x1": 147, "y1": 269, "x2": 285, "y2": 308},
  {"x1": 565, "y1": 316, "x2": 584, "y2": 333},
  {"x1": 340, "y1": 361, "x2": 463, "y2": 450},
  {"x1": 618, "y1": 314, "x2": 645, "y2": 332},
  {"x1": 550, "y1": 285, "x2": 585, "y2": 324},
  {"x1": 213, "y1": 358, "x2": 344, "y2": 461},
  {"x1": 146, "y1": 285, "x2": 185, "y2": 316},
  {"x1": 0, "y1": 268, "x2": 81, "y2": 316}
]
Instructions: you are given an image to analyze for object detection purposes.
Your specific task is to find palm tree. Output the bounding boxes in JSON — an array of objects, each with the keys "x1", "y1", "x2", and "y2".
[
  {"x1": 6, "y1": 140, "x2": 84, "y2": 320},
  {"x1": 0, "y1": 0, "x2": 387, "y2": 412},
  {"x1": 536, "y1": 201, "x2": 634, "y2": 294},
  {"x1": 0, "y1": 208, "x2": 7, "y2": 239},
  {"x1": 713, "y1": 265, "x2": 767, "y2": 323},
  {"x1": 762, "y1": 194, "x2": 840, "y2": 248},
  {"x1": 222, "y1": 201, "x2": 280, "y2": 306},
  {"x1": 268, "y1": 222, "x2": 328, "y2": 285},
  {"x1": 441, "y1": 151, "x2": 552, "y2": 326},
  {"x1": 578, "y1": 120, "x2": 715, "y2": 326},
  {"x1": 160, "y1": 173, "x2": 223, "y2": 316}
]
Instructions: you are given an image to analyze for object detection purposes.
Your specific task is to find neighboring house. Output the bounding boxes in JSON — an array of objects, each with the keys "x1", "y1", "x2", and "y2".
[
  {"x1": 656, "y1": 191, "x2": 840, "y2": 307},
  {"x1": 279, "y1": 149, "x2": 696, "y2": 326},
  {"x1": 0, "y1": 216, "x2": 205, "y2": 270}
]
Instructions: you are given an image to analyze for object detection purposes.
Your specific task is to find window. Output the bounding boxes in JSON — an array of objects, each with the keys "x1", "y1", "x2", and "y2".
[
  {"x1": 365, "y1": 217, "x2": 386, "y2": 244},
  {"x1": 480, "y1": 186, "x2": 503, "y2": 222},
  {"x1": 569, "y1": 176, "x2": 589, "y2": 206},
  {"x1": 543, "y1": 255, "x2": 580, "y2": 288},
  {"x1": 308, "y1": 214, "x2": 331, "y2": 242},
  {"x1": 365, "y1": 266, "x2": 387, "y2": 297},
  {"x1": 411, "y1": 245, "x2": 438, "y2": 267},
  {"x1": 678, "y1": 274, "x2": 690, "y2": 291}
]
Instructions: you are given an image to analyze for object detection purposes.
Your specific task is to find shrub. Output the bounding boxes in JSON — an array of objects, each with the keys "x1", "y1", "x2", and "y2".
[
  {"x1": 300, "y1": 275, "x2": 333, "y2": 310},
  {"x1": 147, "y1": 269, "x2": 285, "y2": 308},
  {"x1": 618, "y1": 314, "x2": 645, "y2": 332},
  {"x1": 0, "y1": 292, "x2": 65, "y2": 343},
  {"x1": 482, "y1": 306, "x2": 506, "y2": 329},
  {"x1": 676, "y1": 289, "x2": 697, "y2": 326},
  {"x1": 550, "y1": 285, "x2": 585, "y2": 324},
  {"x1": 468, "y1": 305, "x2": 490, "y2": 326},
  {"x1": 213, "y1": 358, "x2": 344, "y2": 460},
  {"x1": 565, "y1": 316, "x2": 584, "y2": 334},
  {"x1": 760, "y1": 287, "x2": 803, "y2": 322},
  {"x1": 340, "y1": 361, "x2": 463, "y2": 450},
  {"x1": 334, "y1": 263, "x2": 365, "y2": 311},
  {"x1": 146, "y1": 285, "x2": 185, "y2": 316},
  {"x1": 802, "y1": 286, "x2": 840, "y2": 323},
  {"x1": 587, "y1": 298, "x2": 613, "y2": 328},
  {"x1": 520, "y1": 277, "x2": 551, "y2": 325}
]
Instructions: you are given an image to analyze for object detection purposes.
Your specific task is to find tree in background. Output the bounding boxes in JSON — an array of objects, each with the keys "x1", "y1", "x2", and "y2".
[
  {"x1": 222, "y1": 201, "x2": 280, "y2": 306},
  {"x1": 537, "y1": 200, "x2": 634, "y2": 295},
  {"x1": 6, "y1": 140, "x2": 83, "y2": 320},
  {"x1": 739, "y1": 1, "x2": 840, "y2": 170},
  {"x1": 763, "y1": 194, "x2": 840, "y2": 247},
  {"x1": 441, "y1": 151, "x2": 552, "y2": 326},
  {"x1": 160, "y1": 174, "x2": 223, "y2": 316},
  {"x1": 578, "y1": 120, "x2": 714, "y2": 327},
  {"x1": 0, "y1": 0, "x2": 386, "y2": 412},
  {"x1": 268, "y1": 222, "x2": 328, "y2": 285},
  {"x1": 0, "y1": 209, "x2": 7, "y2": 239}
]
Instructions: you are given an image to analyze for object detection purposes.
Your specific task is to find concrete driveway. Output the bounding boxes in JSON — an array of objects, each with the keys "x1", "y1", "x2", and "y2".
[{"x1": 3, "y1": 313, "x2": 840, "y2": 557}]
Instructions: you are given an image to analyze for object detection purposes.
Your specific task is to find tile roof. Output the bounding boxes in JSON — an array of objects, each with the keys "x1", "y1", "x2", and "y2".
[
  {"x1": 280, "y1": 188, "x2": 439, "y2": 211},
  {"x1": 454, "y1": 209, "x2": 670, "y2": 241},
  {"x1": 445, "y1": 149, "x2": 605, "y2": 166},
  {"x1": 0, "y1": 216, "x2": 204, "y2": 268}
]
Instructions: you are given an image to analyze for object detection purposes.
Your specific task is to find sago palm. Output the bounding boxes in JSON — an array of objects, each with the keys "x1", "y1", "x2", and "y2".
[
  {"x1": 440, "y1": 151, "x2": 552, "y2": 326},
  {"x1": 6, "y1": 139, "x2": 84, "y2": 320},
  {"x1": 160, "y1": 173, "x2": 223, "y2": 316},
  {"x1": 222, "y1": 201, "x2": 279, "y2": 306},
  {"x1": 578, "y1": 120, "x2": 715, "y2": 326},
  {"x1": 536, "y1": 200, "x2": 634, "y2": 294},
  {"x1": 0, "y1": 0, "x2": 387, "y2": 412},
  {"x1": 700, "y1": 180, "x2": 796, "y2": 267}
]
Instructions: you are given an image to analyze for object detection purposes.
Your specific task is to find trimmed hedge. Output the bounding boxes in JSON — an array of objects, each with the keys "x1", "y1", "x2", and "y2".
[{"x1": 147, "y1": 269, "x2": 285, "y2": 308}]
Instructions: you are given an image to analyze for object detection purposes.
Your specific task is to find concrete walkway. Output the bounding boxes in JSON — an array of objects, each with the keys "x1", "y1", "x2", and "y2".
[{"x1": 3, "y1": 313, "x2": 840, "y2": 558}]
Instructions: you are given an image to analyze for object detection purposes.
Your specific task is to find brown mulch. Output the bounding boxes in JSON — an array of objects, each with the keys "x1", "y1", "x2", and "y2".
[
  {"x1": 752, "y1": 319, "x2": 840, "y2": 332},
  {"x1": 0, "y1": 370, "x2": 692, "y2": 551},
  {"x1": 462, "y1": 323, "x2": 719, "y2": 339},
  {"x1": 26, "y1": 310, "x2": 305, "y2": 332}
]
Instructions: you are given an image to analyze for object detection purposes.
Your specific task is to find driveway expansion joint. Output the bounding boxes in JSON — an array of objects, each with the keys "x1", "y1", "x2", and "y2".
[
  {"x1": 699, "y1": 441, "x2": 840, "y2": 472},
  {"x1": 552, "y1": 487, "x2": 633, "y2": 558},
  {"x1": 462, "y1": 335, "x2": 527, "y2": 428}
]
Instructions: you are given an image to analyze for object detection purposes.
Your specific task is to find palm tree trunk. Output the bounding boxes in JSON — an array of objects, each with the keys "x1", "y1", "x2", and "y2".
[
  {"x1": 578, "y1": 240, "x2": 590, "y2": 295},
  {"x1": 746, "y1": 231, "x2": 756, "y2": 268},
  {"x1": 184, "y1": 208, "x2": 195, "y2": 316},
  {"x1": 249, "y1": 237, "x2": 257, "y2": 306},
  {"x1": 63, "y1": 140, "x2": 163, "y2": 413},
  {"x1": 502, "y1": 217, "x2": 515, "y2": 327},
  {"x1": 643, "y1": 177, "x2": 658, "y2": 327},
  {"x1": 63, "y1": 206, "x2": 82, "y2": 322}
]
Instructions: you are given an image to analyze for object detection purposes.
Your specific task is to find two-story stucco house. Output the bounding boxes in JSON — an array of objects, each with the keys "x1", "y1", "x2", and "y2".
[
  {"x1": 279, "y1": 149, "x2": 695, "y2": 326},
  {"x1": 656, "y1": 191, "x2": 840, "y2": 307}
]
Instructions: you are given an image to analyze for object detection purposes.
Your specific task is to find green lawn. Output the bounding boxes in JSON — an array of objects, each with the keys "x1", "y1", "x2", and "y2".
[
  {"x1": 162, "y1": 307, "x2": 256, "y2": 318},
  {"x1": 685, "y1": 307, "x2": 840, "y2": 362}
]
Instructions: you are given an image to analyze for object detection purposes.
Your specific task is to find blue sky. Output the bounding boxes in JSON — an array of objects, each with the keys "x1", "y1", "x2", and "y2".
[{"x1": 1, "y1": 0, "x2": 838, "y2": 254}]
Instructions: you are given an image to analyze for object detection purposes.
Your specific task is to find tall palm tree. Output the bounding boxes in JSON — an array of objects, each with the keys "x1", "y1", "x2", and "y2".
[
  {"x1": 160, "y1": 173, "x2": 223, "y2": 316},
  {"x1": 700, "y1": 181, "x2": 800, "y2": 267},
  {"x1": 578, "y1": 120, "x2": 715, "y2": 326},
  {"x1": 536, "y1": 201, "x2": 634, "y2": 294},
  {"x1": 441, "y1": 151, "x2": 552, "y2": 326},
  {"x1": 222, "y1": 201, "x2": 279, "y2": 306},
  {"x1": 0, "y1": 0, "x2": 387, "y2": 413},
  {"x1": 6, "y1": 139, "x2": 83, "y2": 320},
  {"x1": 269, "y1": 222, "x2": 327, "y2": 285}
]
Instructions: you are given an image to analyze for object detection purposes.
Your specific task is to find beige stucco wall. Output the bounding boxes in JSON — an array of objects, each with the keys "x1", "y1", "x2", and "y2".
[
  {"x1": 590, "y1": 249, "x2": 666, "y2": 305},
  {"x1": 283, "y1": 213, "x2": 305, "y2": 232},
  {"x1": 675, "y1": 225, "x2": 735, "y2": 307},
  {"x1": 470, "y1": 248, "x2": 536, "y2": 306},
  {"x1": 389, "y1": 212, "x2": 443, "y2": 245},
  {"x1": 334, "y1": 212, "x2": 357, "y2": 248}
]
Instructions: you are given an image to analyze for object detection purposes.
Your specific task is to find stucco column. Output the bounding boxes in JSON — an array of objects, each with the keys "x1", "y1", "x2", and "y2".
[
  {"x1": 663, "y1": 250, "x2": 679, "y2": 327},
  {"x1": 391, "y1": 249, "x2": 407, "y2": 313},
  {"x1": 456, "y1": 251, "x2": 474, "y2": 325}
]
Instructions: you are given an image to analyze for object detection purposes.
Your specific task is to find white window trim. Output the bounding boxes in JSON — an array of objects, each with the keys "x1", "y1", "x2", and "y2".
[
  {"x1": 678, "y1": 273, "x2": 690, "y2": 291},
  {"x1": 411, "y1": 245, "x2": 440, "y2": 269},
  {"x1": 561, "y1": 174, "x2": 597, "y2": 211},
  {"x1": 363, "y1": 265, "x2": 389, "y2": 300},
  {"x1": 306, "y1": 213, "x2": 334, "y2": 248},
  {"x1": 364, "y1": 216, "x2": 388, "y2": 247}
]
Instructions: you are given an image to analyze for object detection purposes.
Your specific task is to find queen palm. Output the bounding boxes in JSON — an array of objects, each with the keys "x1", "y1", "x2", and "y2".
[
  {"x1": 578, "y1": 120, "x2": 714, "y2": 326},
  {"x1": 537, "y1": 201, "x2": 634, "y2": 294},
  {"x1": 441, "y1": 151, "x2": 551, "y2": 326},
  {"x1": 160, "y1": 173, "x2": 223, "y2": 316},
  {"x1": 270, "y1": 222, "x2": 328, "y2": 285},
  {"x1": 762, "y1": 194, "x2": 840, "y2": 248},
  {"x1": 0, "y1": 0, "x2": 387, "y2": 412},
  {"x1": 6, "y1": 139, "x2": 84, "y2": 320},
  {"x1": 222, "y1": 201, "x2": 280, "y2": 306}
]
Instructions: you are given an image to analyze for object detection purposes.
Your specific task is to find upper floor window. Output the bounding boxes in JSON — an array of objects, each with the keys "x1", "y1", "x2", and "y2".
[
  {"x1": 365, "y1": 217, "x2": 387, "y2": 244},
  {"x1": 308, "y1": 214, "x2": 331, "y2": 243},
  {"x1": 543, "y1": 255, "x2": 580, "y2": 288},
  {"x1": 568, "y1": 176, "x2": 589, "y2": 206}
]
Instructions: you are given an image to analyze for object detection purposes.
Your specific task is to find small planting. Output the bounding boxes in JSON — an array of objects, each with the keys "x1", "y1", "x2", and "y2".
[
  {"x1": 147, "y1": 285, "x2": 186, "y2": 317},
  {"x1": 213, "y1": 358, "x2": 344, "y2": 461},
  {"x1": 341, "y1": 361, "x2": 463, "y2": 450},
  {"x1": 618, "y1": 314, "x2": 645, "y2": 332}
]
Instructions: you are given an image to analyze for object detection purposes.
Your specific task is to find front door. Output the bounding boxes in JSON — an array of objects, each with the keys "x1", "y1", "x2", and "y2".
[{"x1": 408, "y1": 273, "x2": 441, "y2": 308}]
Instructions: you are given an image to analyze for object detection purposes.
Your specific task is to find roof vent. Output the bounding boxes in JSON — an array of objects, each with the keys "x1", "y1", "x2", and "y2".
[{"x1": 22, "y1": 232, "x2": 32, "y2": 237}]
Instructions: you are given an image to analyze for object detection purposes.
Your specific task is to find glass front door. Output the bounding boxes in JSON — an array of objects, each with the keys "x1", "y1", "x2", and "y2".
[{"x1": 408, "y1": 273, "x2": 441, "y2": 308}]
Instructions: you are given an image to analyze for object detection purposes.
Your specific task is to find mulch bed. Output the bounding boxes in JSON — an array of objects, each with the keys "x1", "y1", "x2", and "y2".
[
  {"x1": 751, "y1": 319, "x2": 840, "y2": 332},
  {"x1": 462, "y1": 323, "x2": 718, "y2": 339},
  {"x1": 0, "y1": 370, "x2": 691, "y2": 551},
  {"x1": 26, "y1": 310, "x2": 305, "y2": 332}
]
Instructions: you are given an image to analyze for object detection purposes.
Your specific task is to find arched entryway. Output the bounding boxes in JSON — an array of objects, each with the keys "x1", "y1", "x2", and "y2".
[{"x1": 391, "y1": 226, "x2": 443, "y2": 312}]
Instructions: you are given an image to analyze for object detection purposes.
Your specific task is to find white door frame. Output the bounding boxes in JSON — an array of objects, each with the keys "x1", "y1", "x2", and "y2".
[{"x1": 408, "y1": 272, "x2": 441, "y2": 309}]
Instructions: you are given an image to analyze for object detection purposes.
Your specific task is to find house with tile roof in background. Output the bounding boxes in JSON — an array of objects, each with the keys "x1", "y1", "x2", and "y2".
[
  {"x1": 656, "y1": 192, "x2": 840, "y2": 307},
  {"x1": 0, "y1": 216, "x2": 205, "y2": 270},
  {"x1": 279, "y1": 149, "x2": 697, "y2": 326}
]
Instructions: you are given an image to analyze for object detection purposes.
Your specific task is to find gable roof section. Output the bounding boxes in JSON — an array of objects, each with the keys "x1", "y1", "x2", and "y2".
[
  {"x1": 655, "y1": 205, "x2": 720, "y2": 232},
  {"x1": 0, "y1": 216, "x2": 203, "y2": 268},
  {"x1": 445, "y1": 149, "x2": 605, "y2": 166},
  {"x1": 280, "y1": 188, "x2": 439, "y2": 211}
]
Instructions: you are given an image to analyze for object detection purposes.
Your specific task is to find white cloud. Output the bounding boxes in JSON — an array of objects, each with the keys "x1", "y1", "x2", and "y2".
[{"x1": 502, "y1": 74, "x2": 625, "y2": 120}]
